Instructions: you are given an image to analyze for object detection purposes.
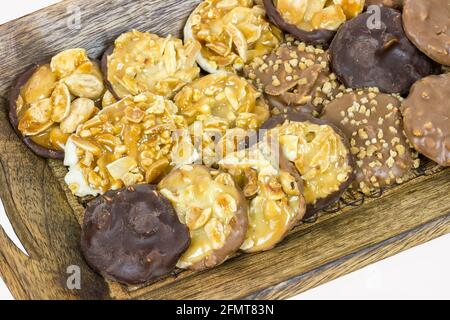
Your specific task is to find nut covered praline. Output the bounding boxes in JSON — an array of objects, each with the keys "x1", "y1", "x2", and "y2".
[
  {"x1": 9, "y1": 49, "x2": 105, "y2": 159},
  {"x1": 321, "y1": 88, "x2": 419, "y2": 194},
  {"x1": 264, "y1": 0, "x2": 364, "y2": 47},
  {"x1": 261, "y1": 112, "x2": 355, "y2": 217},
  {"x1": 102, "y1": 30, "x2": 201, "y2": 99},
  {"x1": 158, "y1": 165, "x2": 248, "y2": 270},
  {"x1": 220, "y1": 141, "x2": 306, "y2": 252}
]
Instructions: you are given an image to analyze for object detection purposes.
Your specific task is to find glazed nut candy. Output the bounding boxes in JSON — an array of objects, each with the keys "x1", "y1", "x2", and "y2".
[
  {"x1": 184, "y1": 0, "x2": 283, "y2": 73},
  {"x1": 8, "y1": 0, "x2": 450, "y2": 286},
  {"x1": 10, "y1": 48, "x2": 105, "y2": 158},
  {"x1": 64, "y1": 92, "x2": 186, "y2": 197}
]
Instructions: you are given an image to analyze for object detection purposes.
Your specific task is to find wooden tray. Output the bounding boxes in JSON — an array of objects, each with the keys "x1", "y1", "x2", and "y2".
[{"x1": 0, "y1": 0, "x2": 449, "y2": 300}]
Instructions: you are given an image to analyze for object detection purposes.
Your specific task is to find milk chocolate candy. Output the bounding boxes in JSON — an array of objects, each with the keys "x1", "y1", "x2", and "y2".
[
  {"x1": 403, "y1": 0, "x2": 450, "y2": 66},
  {"x1": 322, "y1": 89, "x2": 419, "y2": 194},
  {"x1": 401, "y1": 74, "x2": 450, "y2": 166},
  {"x1": 244, "y1": 41, "x2": 345, "y2": 115}
]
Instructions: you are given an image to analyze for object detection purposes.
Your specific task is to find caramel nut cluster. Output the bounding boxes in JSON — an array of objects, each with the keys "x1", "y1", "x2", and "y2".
[
  {"x1": 174, "y1": 72, "x2": 269, "y2": 166},
  {"x1": 103, "y1": 30, "x2": 201, "y2": 99},
  {"x1": 174, "y1": 72, "x2": 270, "y2": 127},
  {"x1": 64, "y1": 92, "x2": 186, "y2": 197},
  {"x1": 184, "y1": 0, "x2": 283, "y2": 73},
  {"x1": 262, "y1": 115, "x2": 354, "y2": 214},
  {"x1": 158, "y1": 165, "x2": 248, "y2": 270},
  {"x1": 11, "y1": 49, "x2": 105, "y2": 158},
  {"x1": 220, "y1": 142, "x2": 306, "y2": 252},
  {"x1": 274, "y1": 0, "x2": 364, "y2": 32},
  {"x1": 245, "y1": 40, "x2": 345, "y2": 114}
]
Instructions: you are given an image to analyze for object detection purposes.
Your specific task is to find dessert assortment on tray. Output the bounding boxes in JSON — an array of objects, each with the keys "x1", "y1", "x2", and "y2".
[{"x1": 7, "y1": 0, "x2": 450, "y2": 286}]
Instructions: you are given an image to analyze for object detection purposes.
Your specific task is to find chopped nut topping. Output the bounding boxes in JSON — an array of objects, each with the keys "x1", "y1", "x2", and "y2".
[
  {"x1": 107, "y1": 30, "x2": 200, "y2": 98},
  {"x1": 158, "y1": 165, "x2": 245, "y2": 269},
  {"x1": 219, "y1": 142, "x2": 305, "y2": 252},
  {"x1": 64, "y1": 92, "x2": 185, "y2": 195},
  {"x1": 276, "y1": 0, "x2": 364, "y2": 32},
  {"x1": 16, "y1": 50, "x2": 104, "y2": 151},
  {"x1": 276, "y1": 120, "x2": 352, "y2": 205},
  {"x1": 244, "y1": 43, "x2": 345, "y2": 113},
  {"x1": 186, "y1": 0, "x2": 282, "y2": 73}
]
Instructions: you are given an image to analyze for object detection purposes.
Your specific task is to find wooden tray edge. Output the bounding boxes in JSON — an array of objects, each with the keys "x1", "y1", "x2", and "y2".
[{"x1": 245, "y1": 212, "x2": 450, "y2": 299}]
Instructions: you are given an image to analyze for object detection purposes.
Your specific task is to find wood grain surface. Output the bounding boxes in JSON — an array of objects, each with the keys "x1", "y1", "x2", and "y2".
[{"x1": 0, "y1": 0, "x2": 449, "y2": 300}]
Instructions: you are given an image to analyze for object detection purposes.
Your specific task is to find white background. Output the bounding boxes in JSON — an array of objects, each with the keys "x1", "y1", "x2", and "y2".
[{"x1": 1, "y1": 0, "x2": 449, "y2": 300}]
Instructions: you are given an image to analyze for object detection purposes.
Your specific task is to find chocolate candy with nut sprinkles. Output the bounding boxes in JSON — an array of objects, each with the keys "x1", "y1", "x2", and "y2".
[
  {"x1": 330, "y1": 7, "x2": 437, "y2": 96},
  {"x1": 321, "y1": 89, "x2": 419, "y2": 194},
  {"x1": 244, "y1": 41, "x2": 345, "y2": 115},
  {"x1": 81, "y1": 184, "x2": 190, "y2": 285},
  {"x1": 401, "y1": 74, "x2": 450, "y2": 167},
  {"x1": 403, "y1": 0, "x2": 450, "y2": 66}
]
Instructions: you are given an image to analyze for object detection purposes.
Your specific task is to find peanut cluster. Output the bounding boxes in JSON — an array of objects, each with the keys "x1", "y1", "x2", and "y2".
[
  {"x1": 275, "y1": 0, "x2": 364, "y2": 31},
  {"x1": 186, "y1": 0, "x2": 283, "y2": 73},
  {"x1": 17, "y1": 49, "x2": 105, "y2": 151},
  {"x1": 64, "y1": 92, "x2": 186, "y2": 196}
]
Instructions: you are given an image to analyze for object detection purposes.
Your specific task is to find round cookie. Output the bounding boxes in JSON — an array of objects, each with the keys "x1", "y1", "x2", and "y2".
[
  {"x1": 403, "y1": 0, "x2": 450, "y2": 66},
  {"x1": 264, "y1": 0, "x2": 365, "y2": 47},
  {"x1": 158, "y1": 165, "x2": 248, "y2": 270},
  {"x1": 365, "y1": 0, "x2": 403, "y2": 9},
  {"x1": 401, "y1": 74, "x2": 450, "y2": 166},
  {"x1": 219, "y1": 142, "x2": 306, "y2": 252},
  {"x1": 81, "y1": 184, "x2": 190, "y2": 285},
  {"x1": 244, "y1": 41, "x2": 345, "y2": 115},
  {"x1": 9, "y1": 49, "x2": 104, "y2": 159},
  {"x1": 184, "y1": 0, "x2": 282, "y2": 74},
  {"x1": 102, "y1": 30, "x2": 200, "y2": 99},
  {"x1": 261, "y1": 112, "x2": 355, "y2": 217},
  {"x1": 321, "y1": 89, "x2": 419, "y2": 194},
  {"x1": 330, "y1": 7, "x2": 437, "y2": 96},
  {"x1": 63, "y1": 92, "x2": 186, "y2": 198}
]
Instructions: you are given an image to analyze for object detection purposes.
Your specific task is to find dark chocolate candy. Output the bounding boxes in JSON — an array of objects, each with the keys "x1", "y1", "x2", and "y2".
[
  {"x1": 81, "y1": 184, "x2": 190, "y2": 285},
  {"x1": 263, "y1": 0, "x2": 335, "y2": 48},
  {"x1": 330, "y1": 7, "x2": 437, "y2": 96},
  {"x1": 8, "y1": 61, "x2": 65, "y2": 160},
  {"x1": 261, "y1": 112, "x2": 355, "y2": 218}
]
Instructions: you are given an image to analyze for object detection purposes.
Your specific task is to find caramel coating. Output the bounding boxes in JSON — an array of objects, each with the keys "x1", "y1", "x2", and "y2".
[
  {"x1": 270, "y1": 118, "x2": 353, "y2": 212},
  {"x1": 275, "y1": 0, "x2": 364, "y2": 31},
  {"x1": 10, "y1": 49, "x2": 104, "y2": 157},
  {"x1": 220, "y1": 142, "x2": 306, "y2": 252},
  {"x1": 158, "y1": 165, "x2": 248, "y2": 270},
  {"x1": 184, "y1": 0, "x2": 282, "y2": 73},
  {"x1": 64, "y1": 92, "x2": 186, "y2": 196},
  {"x1": 103, "y1": 30, "x2": 200, "y2": 99},
  {"x1": 174, "y1": 72, "x2": 270, "y2": 128}
]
